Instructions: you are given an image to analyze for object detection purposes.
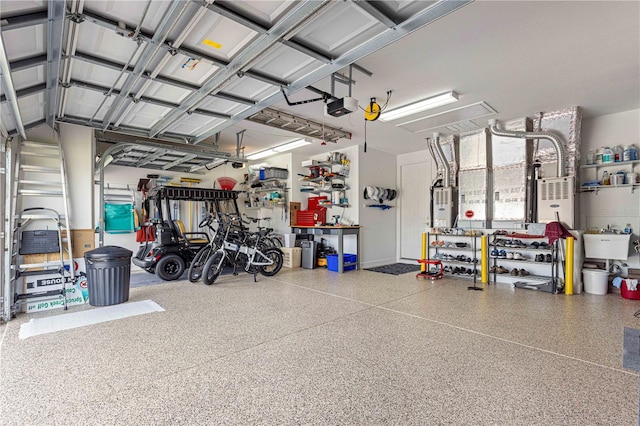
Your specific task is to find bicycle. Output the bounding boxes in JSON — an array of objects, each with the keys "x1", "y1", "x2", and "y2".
[
  {"x1": 202, "y1": 214, "x2": 283, "y2": 285},
  {"x1": 187, "y1": 213, "x2": 224, "y2": 283},
  {"x1": 242, "y1": 213, "x2": 283, "y2": 248}
]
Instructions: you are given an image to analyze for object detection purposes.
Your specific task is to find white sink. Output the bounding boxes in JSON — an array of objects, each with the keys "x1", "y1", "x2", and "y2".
[{"x1": 583, "y1": 233, "x2": 630, "y2": 260}]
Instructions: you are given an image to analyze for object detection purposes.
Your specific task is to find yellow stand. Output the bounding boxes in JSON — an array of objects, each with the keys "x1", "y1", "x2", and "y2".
[
  {"x1": 565, "y1": 237, "x2": 574, "y2": 295},
  {"x1": 481, "y1": 235, "x2": 488, "y2": 284}
]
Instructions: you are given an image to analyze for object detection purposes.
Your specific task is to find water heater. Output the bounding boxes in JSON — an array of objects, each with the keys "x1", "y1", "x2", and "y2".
[
  {"x1": 537, "y1": 176, "x2": 575, "y2": 228},
  {"x1": 433, "y1": 187, "x2": 456, "y2": 228}
]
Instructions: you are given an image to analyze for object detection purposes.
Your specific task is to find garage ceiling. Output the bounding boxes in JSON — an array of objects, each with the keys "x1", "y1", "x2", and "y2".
[
  {"x1": 0, "y1": 0, "x2": 473, "y2": 162},
  {"x1": 1, "y1": 1, "x2": 639, "y2": 162}
]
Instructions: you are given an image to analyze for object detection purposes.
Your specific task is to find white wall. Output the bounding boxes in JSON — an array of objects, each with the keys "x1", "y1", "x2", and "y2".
[
  {"x1": 579, "y1": 108, "x2": 640, "y2": 267},
  {"x1": 25, "y1": 124, "x2": 93, "y2": 230},
  {"x1": 358, "y1": 145, "x2": 397, "y2": 267}
]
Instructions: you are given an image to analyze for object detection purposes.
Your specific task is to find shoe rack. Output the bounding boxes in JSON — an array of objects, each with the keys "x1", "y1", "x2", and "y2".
[
  {"x1": 489, "y1": 233, "x2": 559, "y2": 293},
  {"x1": 427, "y1": 232, "x2": 481, "y2": 285}
]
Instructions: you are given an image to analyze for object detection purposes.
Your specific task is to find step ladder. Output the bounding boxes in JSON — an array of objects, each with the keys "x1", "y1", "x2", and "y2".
[{"x1": 4, "y1": 137, "x2": 73, "y2": 320}]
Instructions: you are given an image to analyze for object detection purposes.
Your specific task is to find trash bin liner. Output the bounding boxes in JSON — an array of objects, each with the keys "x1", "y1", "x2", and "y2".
[{"x1": 85, "y1": 245, "x2": 133, "y2": 306}]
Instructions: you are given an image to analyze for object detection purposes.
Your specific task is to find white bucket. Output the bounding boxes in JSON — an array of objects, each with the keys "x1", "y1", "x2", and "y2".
[{"x1": 582, "y1": 269, "x2": 609, "y2": 295}]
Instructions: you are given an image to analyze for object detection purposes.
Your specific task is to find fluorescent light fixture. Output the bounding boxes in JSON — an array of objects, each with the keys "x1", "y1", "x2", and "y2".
[
  {"x1": 379, "y1": 91, "x2": 458, "y2": 122},
  {"x1": 273, "y1": 138, "x2": 312, "y2": 152},
  {"x1": 246, "y1": 139, "x2": 312, "y2": 160},
  {"x1": 246, "y1": 149, "x2": 276, "y2": 160}
]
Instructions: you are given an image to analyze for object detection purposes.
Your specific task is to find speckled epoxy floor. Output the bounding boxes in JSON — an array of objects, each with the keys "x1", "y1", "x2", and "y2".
[{"x1": 1, "y1": 268, "x2": 639, "y2": 425}]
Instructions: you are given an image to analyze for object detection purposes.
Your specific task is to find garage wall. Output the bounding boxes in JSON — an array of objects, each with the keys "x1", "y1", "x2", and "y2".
[
  {"x1": 358, "y1": 145, "x2": 397, "y2": 267},
  {"x1": 25, "y1": 124, "x2": 93, "y2": 229},
  {"x1": 579, "y1": 108, "x2": 640, "y2": 267}
]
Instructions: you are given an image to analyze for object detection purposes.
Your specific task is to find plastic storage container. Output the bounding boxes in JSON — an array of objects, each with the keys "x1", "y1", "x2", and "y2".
[
  {"x1": 602, "y1": 147, "x2": 614, "y2": 163},
  {"x1": 85, "y1": 245, "x2": 133, "y2": 306},
  {"x1": 327, "y1": 253, "x2": 357, "y2": 272},
  {"x1": 582, "y1": 269, "x2": 609, "y2": 295},
  {"x1": 621, "y1": 280, "x2": 640, "y2": 300}
]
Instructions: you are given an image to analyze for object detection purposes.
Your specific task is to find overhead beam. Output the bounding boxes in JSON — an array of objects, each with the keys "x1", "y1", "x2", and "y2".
[
  {"x1": 9, "y1": 54, "x2": 47, "y2": 72},
  {"x1": 192, "y1": 0, "x2": 473, "y2": 144},
  {"x1": 0, "y1": 82, "x2": 46, "y2": 102},
  {"x1": 149, "y1": 0, "x2": 331, "y2": 138},
  {"x1": 352, "y1": 1, "x2": 399, "y2": 28},
  {"x1": 0, "y1": 10, "x2": 48, "y2": 31},
  {"x1": 0, "y1": 32, "x2": 26, "y2": 138},
  {"x1": 101, "y1": 0, "x2": 192, "y2": 130},
  {"x1": 46, "y1": 0, "x2": 66, "y2": 127}
]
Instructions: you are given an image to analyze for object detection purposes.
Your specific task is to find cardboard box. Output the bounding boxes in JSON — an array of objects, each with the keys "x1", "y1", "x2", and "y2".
[
  {"x1": 281, "y1": 247, "x2": 302, "y2": 268},
  {"x1": 290, "y1": 202, "x2": 301, "y2": 226},
  {"x1": 71, "y1": 229, "x2": 95, "y2": 258},
  {"x1": 21, "y1": 258, "x2": 89, "y2": 313}
]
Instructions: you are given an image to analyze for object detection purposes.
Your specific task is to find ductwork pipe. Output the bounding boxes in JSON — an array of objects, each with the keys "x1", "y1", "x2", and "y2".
[
  {"x1": 432, "y1": 132, "x2": 451, "y2": 187},
  {"x1": 427, "y1": 137, "x2": 443, "y2": 180},
  {"x1": 488, "y1": 119, "x2": 565, "y2": 177}
]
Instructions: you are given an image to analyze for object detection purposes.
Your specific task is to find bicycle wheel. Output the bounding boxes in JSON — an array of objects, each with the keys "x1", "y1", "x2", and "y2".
[
  {"x1": 188, "y1": 245, "x2": 213, "y2": 283},
  {"x1": 268, "y1": 235, "x2": 283, "y2": 247},
  {"x1": 202, "y1": 251, "x2": 225, "y2": 285},
  {"x1": 257, "y1": 247, "x2": 283, "y2": 277}
]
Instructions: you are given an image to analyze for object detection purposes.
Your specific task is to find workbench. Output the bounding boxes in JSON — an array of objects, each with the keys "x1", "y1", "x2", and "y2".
[{"x1": 290, "y1": 226, "x2": 360, "y2": 273}]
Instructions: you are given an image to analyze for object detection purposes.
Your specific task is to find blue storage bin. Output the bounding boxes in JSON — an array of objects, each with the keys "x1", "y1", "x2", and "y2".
[{"x1": 327, "y1": 253, "x2": 357, "y2": 272}]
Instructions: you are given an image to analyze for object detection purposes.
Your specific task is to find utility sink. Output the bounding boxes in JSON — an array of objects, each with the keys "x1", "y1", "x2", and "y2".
[{"x1": 584, "y1": 233, "x2": 631, "y2": 260}]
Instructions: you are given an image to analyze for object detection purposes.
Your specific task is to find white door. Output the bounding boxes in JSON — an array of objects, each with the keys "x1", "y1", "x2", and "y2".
[{"x1": 400, "y1": 162, "x2": 430, "y2": 260}]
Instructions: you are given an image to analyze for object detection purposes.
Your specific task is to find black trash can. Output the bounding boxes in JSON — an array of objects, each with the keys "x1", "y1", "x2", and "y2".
[{"x1": 85, "y1": 246, "x2": 133, "y2": 306}]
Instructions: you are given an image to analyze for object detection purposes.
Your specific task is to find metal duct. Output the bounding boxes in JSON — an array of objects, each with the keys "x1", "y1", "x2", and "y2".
[
  {"x1": 427, "y1": 137, "x2": 444, "y2": 183},
  {"x1": 488, "y1": 119, "x2": 565, "y2": 178},
  {"x1": 432, "y1": 132, "x2": 451, "y2": 187}
]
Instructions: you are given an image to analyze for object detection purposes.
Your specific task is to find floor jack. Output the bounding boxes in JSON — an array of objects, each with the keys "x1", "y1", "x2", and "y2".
[{"x1": 416, "y1": 259, "x2": 444, "y2": 280}]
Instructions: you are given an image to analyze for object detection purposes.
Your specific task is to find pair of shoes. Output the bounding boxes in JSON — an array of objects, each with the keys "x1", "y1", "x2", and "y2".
[
  {"x1": 506, "y1": 252, "x2": 514, "y2": 259},
  {"x1": 511, "y1": 268, "x2": 519, "y2": 276},
  {"x1": 545, "y1": 254, "x2": 552, "y2": 262},
  {"x1": 496, "y1": 266, "x2": 510, "y2": 274},
  {"x1": 493, "y1": 230, "x2": 508, "y2": 235},
  {"x1": 431, "y1": 241, "x2": 439, "y2": 247},
  {"x1": 535, "y1": 254, "x2": 545, "y2": 262},
  {"x1": 437, "y1": 240, "x2": 445, "y2": 247},
  {"x1": 490, "y1": 249, "x2": 499, "y2": 258},
  {"x1": 498, "y1": 250, "x2": 507, "y2": 259},
  {"x1": 518, "y1": 269, "x2": 530, "y2": 276},
  {"x1": 513, "y1": 252, "x2": 526, "y2": 260}
]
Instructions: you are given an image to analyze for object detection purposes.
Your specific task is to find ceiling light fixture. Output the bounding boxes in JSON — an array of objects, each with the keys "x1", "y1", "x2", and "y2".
[
  {"x1": 246, "y1": 139, "x2": 312, "y2": 160},
  {"x1": 379, "y1": 91, "x2": 458, "y2": 122}
]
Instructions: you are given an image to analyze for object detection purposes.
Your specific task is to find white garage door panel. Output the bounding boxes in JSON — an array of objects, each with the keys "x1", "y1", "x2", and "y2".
[{"x1": 400, "y1": 162, "x2": 429, "y2": 260}]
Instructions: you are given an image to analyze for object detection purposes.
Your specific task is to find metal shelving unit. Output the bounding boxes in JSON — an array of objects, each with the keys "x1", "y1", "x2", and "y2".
[{"x1": 489, "y1": 234, "x2": 559, "y2": 293}]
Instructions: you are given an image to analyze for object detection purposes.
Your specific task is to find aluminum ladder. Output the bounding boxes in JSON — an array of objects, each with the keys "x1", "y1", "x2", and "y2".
[{"x1": 2, "y1": 137, "x2": 73, "y2": 321}]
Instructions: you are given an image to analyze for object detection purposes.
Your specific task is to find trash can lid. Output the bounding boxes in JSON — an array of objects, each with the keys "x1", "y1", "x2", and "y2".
[{"x1": 85, "y1": 245, "x2": 133, "y2": 259}]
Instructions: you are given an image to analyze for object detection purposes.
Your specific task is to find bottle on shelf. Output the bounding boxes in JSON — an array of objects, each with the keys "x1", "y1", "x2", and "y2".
[
  {"x1": 630, "y1": 144, "x2": 639, "y2": 161},
  {"x1": 613, "y1": 145, "x2": 622, "y2": 162},
  {"x1": 602, "y1": 170, "x2": 610, "y2": 186},
  {"x1": 586, "y1": 149, "x2": 595, "y2": 165},
  {"x1": 595, "y1": 148, "x2": 603, "y2": 164},
  {"x1": 624, "y1": 224, "x2": 632, "y2": 235},
  {"x1": 624, "y1": 145, "x2": 632, "y2": 162},
  {"x1": 602, "y1": 147, "x2": 614, "y2": 163}
]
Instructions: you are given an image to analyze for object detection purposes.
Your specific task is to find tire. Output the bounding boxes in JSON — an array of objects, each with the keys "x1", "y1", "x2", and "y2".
[
  {"x1": 258, "y1": 247, "x2": 283, "y2": 277},
  {"x1": 202, "y1": 251, "x2": 225, "y2": 285},
  {"x1": 269, "y1": 235, "x2": 283, "y2": 248},
  {"x1": 155, "y1": 254, "x2": 185, "y2": 281},
  {"x1": 188, "y1": 245, "x2": 213, "y2": 283}
]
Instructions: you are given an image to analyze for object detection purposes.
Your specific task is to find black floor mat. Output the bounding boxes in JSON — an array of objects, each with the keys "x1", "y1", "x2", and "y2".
[{"x1": 364, "y1": 263, "x2": 421, "y2": 275}]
